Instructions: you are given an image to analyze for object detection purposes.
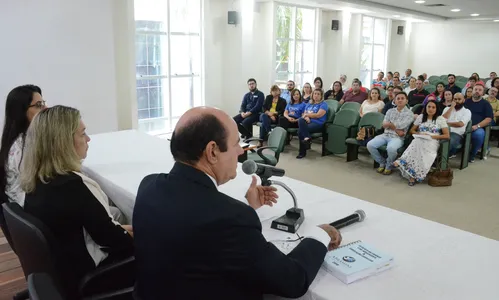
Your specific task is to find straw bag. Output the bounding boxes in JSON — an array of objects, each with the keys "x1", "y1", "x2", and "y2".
[
  {"x1": 356, "y1": 125, "x2": 375, "y2": 146},
  {"x1": 427, "y1": 169, "x2": 453, "y2": 187}
]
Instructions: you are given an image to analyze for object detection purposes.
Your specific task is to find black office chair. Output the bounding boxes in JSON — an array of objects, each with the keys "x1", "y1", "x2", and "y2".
[
  {"x1": 28, "y1": 273, "x2": 65, "y2": 300},
  {"x1": 2, "y1": 202, "x2": 135, "y2": 300}
]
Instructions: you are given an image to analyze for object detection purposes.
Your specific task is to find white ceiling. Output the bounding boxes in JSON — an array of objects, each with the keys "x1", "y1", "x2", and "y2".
[{"x1": 273, "y1": 0, "x2": 499, "y2": 22}]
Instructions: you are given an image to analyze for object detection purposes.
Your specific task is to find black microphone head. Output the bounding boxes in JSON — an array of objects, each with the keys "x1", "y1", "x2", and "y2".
[
  {"x1": 242, "y1": 160, "x2": 258, "y2": 175},
  {"x1": 355, "y1": 209, "x2": 366, "y2": 222}
]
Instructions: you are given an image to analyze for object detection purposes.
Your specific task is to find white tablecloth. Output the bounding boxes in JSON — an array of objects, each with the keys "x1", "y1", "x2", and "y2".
[{"x1": 83, "y1": 130, "x2": 499, "y2": 300}]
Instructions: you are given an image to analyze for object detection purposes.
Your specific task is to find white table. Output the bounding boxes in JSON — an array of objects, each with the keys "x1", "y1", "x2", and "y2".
[{"x1": 83, "y1": 130, "x2": 499, "y2": 300}]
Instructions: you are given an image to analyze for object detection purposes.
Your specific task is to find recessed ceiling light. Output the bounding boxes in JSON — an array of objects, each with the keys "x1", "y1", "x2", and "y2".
[
  {"x1": 494, "y1": 20, "x2": 499, "y2": 22},
  {"x1": 414, "y1": 0, "x2": 425, "y2": 3},
  {"x1": 393, "y1": 15, "x2": 401, "y2": 18},
  {"x1": 470, "y1": 13, "x2": 480, "y2": 17},
  {"x1": 451, "y1": 9, "x2": 461, "y2": 12}
]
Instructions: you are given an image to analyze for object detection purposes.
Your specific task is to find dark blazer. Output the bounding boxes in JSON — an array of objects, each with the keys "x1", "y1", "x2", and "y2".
[
  {"x1": 240, "y1": 90, "x2": 265, "y2": 114},
  {"x1": 133, "y1": 162, "x2": 327, "y2": 300},
  {"x1": 24, "y1": 173, "x2": 133, "y2": 296},
  {"x1": 262, "y1": 95, "x2": 287, "y2": 116},
  {"x1": 324, "y1": 89, "x2": 344, "y2": 101}
]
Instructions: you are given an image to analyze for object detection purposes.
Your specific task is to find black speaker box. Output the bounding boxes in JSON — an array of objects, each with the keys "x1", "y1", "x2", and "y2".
[
  {"x1": 228, "y1": 11, "x2": 238, "y2": 25},
  {"x1": 331, "y1": 20, "x2": 339, "y2": 31},
  {"x1": 397, "y1": 26, "x2": 404, "y2": 35}
]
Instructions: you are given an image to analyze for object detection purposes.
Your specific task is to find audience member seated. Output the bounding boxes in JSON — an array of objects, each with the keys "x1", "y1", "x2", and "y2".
[
  {"x1": 280, "y1": 89, "x2": 305, "y2": 130},
  {"x1": 442, "y1": 90, "x2": 453, "y2": 107},
  {"x1": 340, "y1": 79, "x2": 368, "y2": 105},
  {"x1": 324, "y1": 81, "x2": 344, "y2": 100},
  {"x1": 393, "y1": 71, "x2": 401, "y2": 80},
  {"x1": 281, "y1": 80, "x2": 295, "y2": 104},
  {"x1": 442, "y1": 93, "x2": 471, "y2": 158},
  {"x1": 384, "y1": 71, "x2": 393, "y2": 86},
  {"x1": 421, "y1": 73, "x2": 430, "y2": 85},
  {"x1": 404, "y1": 77, "x2": 416, "y2": 94},
  {"x1": 259, "y1": 85, "x2": 287, "y2": 145},
  {"x1": 371, "y1": 72, "x2": 387, "y2": 90},
  {"x1": 297, "y1": 89, "x2": 328, "y2": 159},
  {"x1": 469, "y1": 73, "x2": 485, "y2": 87},
  {"x1": 486, "y1": 87, "x2": 499, "y2": 125},
  {"x1": 434, "y1": 82, "x2": 445, "y2": 101},
  {"x1": 392, "y1": 76, "x2": 402, "y2": 88},
  {"x1": 408, "y1": 78, "x2": 429, "y2": 107},
  {"x1": 445, "y1": 74, "x2": 461, "y2": 95},
  {"x1": 382, "y1": 86, "x2": 404, "y2": 114},
  {"x1": 0, "y1": 85, "x2": 45, "y2": 208},
  {"x1": 394, "y1": 102, "x2": 449, "y2": 186},
  {"x1": 464, "y1": 84, "x2": 493, "y2": 162},
  {"x1": 485, "y1": 71, "x2": 497, "y2": 89},
  {"x1": 384, "y1": 86, "x2": 395, "y2": 104},
  {"x1": 401, "y1": 68, "x2": 413, "y2": 86},
  {"x1": 21, "y1": 106, "x2": 134, "y2": 298},
  {"x1": 339, "y1": 74, "x2": 349, "y2": 92},
  {"x1": 462, "y1": 76, "x2": 477, "y2": 94},
  {"x1": 360, "y1": 88, "x2": 384, "y2": 117},
  {"x1": 234, "y1": 78, "x2": 265, "y2": 138},
  {"x1": 367, "y1": 92, "x2": 413, "y2": 175},
  {"x1": 314, "y1": 77, "x2": 324, "y2": 91},
  {"x1": 465, "y1": 87, "x2": 473, "y2": 100},
  {"x1": 302, "y1": 82, "x2": 312, "y2": 103},
  {"x1": 491, "y1": 77, "x2": 499, "y2": 92}
]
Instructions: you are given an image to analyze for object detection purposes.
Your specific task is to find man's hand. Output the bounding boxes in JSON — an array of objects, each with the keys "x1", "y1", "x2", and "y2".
[
  {"x1": 382, "y1": 121, "x2": 391, "y2": 129},
  {"x1": 472, "y1": 125, "x2": 478, "y2": 131},
  {"x1": 304, "y1": 117, "x2": 311, "y2": 123},
  {"x1": 395, "y1": 129, "x2": 405, "y2": 137},
  {"x1": 121, "y1": 225, "x2": 134, "y2": 238},
  {"x1": 240, "y1": 112, "x2": 246, "y2": 118},
  {"x1": 318, "y1": 224, "x2": 342, "y2": 250},
  {"x1": 450, "y1": 100, "x2": 456, "y2": 110},
  {"x1": 245, "y1": 175, "x2": 278, "y2": 210}
]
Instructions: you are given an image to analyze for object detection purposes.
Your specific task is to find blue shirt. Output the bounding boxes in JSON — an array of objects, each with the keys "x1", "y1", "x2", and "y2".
[
  {"x1": 240, "y1": 90, "x2": 265, "y2": 114},
  {"x1": 464, "y1": 98, "x2": 494, "y2": 125},
  {"x1": 372, "y1": 80, "x2": 386, "y2": 89},
  {"x1": 281, "y1": 89, "x2": 292, "y2": 104},
  {"x1": 285, "y1": 102, "x2": 305, "y2": 118},
  {"x1": 304, "y1": 101, "x2": 329, "y2": 125}
]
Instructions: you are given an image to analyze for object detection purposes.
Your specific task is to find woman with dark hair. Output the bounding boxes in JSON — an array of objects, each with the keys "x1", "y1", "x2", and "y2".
[
  {"x1": 465, "y1": 87, "x2": 473, "y2": 99},
  {"x1": 492, "y1": 77, "x2": 499, "y2": 91},
  {"x1": 324, "y1": 81, "x2": 344, "y2": 100},
  {"x1": 280, "y1": 89, "x2": 305, "y2": 130},
  {"x1": 394, "y1": 101, "x2": 449, "y2": 186},
  {"x1": 360, "y1": 88, "x2": 384, "y2": 117},
  {"x1": 313, "y1": 77, "x2": 323, "y2": 91},
  {"x1": 433, "y1": 82, "x2": 445, "y2": 102},
  {"x1": 0, "y1": 84, "x2": 45, "y2": 207},
  {"x1": 442, "y1": 90, "x2": 453, "y2": 107},
  {"x1": 259, "y1": 85, "x2": 287, "y2": 145}
]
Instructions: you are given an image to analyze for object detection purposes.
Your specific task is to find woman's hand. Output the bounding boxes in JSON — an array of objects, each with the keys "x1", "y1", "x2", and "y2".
[
  {"x1": 304, "y1": 116, "x2": 311, "y2": 123},
  {"x1": 121, "y1": 225, "x2": 133, "y2": 238}
]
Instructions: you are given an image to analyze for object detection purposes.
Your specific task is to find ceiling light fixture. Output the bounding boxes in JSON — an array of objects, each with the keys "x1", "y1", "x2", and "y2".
[
  {"x1": 393, "y1": 15, "x2": 401, "y2": 18},
  {"x1": 451, "y1": 9, "x2": 461, "y2": 12},
  {"x1": 414, "y1": 0, "x2": 425, "y2": 3},
  {"x1": 494, "y1": 20, "x2": 499, "y2": 22},
  {"x1": 470, "y1": 13, "x2": 480, "y2": 17}
]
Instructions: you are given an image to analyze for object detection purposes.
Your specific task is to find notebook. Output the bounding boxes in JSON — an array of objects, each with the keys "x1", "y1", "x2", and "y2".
[{"x1": 322, "y1": 240, "x2": 394, "y2": 284}]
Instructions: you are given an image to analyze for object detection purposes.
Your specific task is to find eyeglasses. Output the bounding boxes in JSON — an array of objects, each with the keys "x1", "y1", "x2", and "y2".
[{"x1": 29, "y1": 101, "x2": 46, "y2": 109}]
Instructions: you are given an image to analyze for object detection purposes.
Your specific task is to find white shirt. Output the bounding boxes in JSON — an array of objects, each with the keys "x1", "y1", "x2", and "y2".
[
  {"x1": 203, "y1": 173, "x2": 330, "y2": 248},
  {"x1": 361, "y1": 100, "x2": 384, "y2": 114},
  {"x1": 5, "y1": 135, "x2": 25, "y2": 207},
  {"x1": 443, "y1": 107, "x2": 472, "y2": 136}
]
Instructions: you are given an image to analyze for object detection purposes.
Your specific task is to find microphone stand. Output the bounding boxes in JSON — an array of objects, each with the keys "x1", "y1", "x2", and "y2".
[{"x1": 262, "y1": 177, "x2": 305, "y2": 233}]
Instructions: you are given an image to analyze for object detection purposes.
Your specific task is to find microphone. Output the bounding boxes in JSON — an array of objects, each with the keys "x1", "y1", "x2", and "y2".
[
  {"x1": 242, "y1": 160, "x2": 285, "y2": 179},
  {"x1": 329, "y1": 210, "x2": 366, "y2": 230}
]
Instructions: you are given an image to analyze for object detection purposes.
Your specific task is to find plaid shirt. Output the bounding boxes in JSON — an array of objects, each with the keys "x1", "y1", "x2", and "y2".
[{"x1": 383, "y1": 106, "x2": 414, "y2": 138}]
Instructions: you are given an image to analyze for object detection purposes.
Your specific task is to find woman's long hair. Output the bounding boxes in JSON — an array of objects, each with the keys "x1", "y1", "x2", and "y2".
[
  {"x1": 20, "y1": 106, "x2": 82, "y2": 193},
  {"x1": 369, "y1": 87, "x2": 382, "y2": 102},
  {"x1": 290, "y1": 89, "x2": 302, "y2": 104},
  {"x1": 422, "y1": 101, "x2": 442, "y2": 123},
  {"x1": 0, "y1": 85, "x2": 42, "y2": 204}
]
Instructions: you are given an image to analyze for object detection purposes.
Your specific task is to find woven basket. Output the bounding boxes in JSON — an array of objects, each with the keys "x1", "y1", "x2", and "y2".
[{"x1": 427, "y1": 169, "x2": 453, "y2": 187}]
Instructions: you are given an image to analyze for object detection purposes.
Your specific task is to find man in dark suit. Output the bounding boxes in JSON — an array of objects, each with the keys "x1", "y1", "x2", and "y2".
[{"x1": 133, "y1": 106, "x2": 341, "y2": 300}]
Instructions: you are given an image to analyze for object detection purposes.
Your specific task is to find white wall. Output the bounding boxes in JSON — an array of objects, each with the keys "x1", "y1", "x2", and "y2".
[
  {"x1": 0, "y1": 0, "x2": 122, "y2": 134},
  {"x1": 407, "y1": 22, "x2": 499, "y2": 78}
]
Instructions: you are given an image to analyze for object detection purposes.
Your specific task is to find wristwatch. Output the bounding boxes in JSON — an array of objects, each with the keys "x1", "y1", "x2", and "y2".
[{"x1": 477, "y1": 125, "x2": 481, "y2": 128}]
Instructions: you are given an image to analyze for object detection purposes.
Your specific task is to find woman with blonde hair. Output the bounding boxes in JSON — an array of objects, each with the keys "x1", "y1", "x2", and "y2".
[
  {"x1": 259, "y1": 85, "x2": 286, "y2": 145},
  {"x1": 21, "y1": 105, "x2": 134, "y2": 297},
  {"x1": 302, "y1": 82, "x2": 313, "y2": 103}
]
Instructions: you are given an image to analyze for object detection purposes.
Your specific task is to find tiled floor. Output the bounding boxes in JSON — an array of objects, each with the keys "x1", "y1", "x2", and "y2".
[{"x1": 0, "y1": 230, "x2": 25, "y2": 300}]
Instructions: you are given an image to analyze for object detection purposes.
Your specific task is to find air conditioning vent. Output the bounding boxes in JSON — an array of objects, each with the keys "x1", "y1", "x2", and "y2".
[{"x1": 424, "y1": 4, "x2": 447, "y2": 7}]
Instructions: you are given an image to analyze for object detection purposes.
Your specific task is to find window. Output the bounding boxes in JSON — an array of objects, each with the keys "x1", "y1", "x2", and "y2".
[
  {"x1": 275, "y1": 5, "x2": 316, "y2": 88},
  {"x1": 360, "y1": 16, "x2": 388, "y2": 88},
  {"x1": 134, "y1": 0, "x2": 202, "y2": 135}
]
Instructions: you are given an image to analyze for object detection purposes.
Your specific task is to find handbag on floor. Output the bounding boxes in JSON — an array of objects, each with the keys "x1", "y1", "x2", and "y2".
[
  {"x1": 356, "y1": 125, "x2": 375, "y2": 146},
  {"x1": 427, "y1": 169, "x2": 453, "y2": 187}
]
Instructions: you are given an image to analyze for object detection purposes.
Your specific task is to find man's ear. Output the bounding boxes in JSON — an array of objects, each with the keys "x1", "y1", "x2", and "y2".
[{"x1": 205, "y1": 141, "x2": 219, "y2": 165}]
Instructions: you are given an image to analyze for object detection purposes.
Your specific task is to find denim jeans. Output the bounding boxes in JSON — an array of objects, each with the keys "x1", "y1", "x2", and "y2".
[
  {"x1": 470, "y1": 127, "x2": 485, "y2": 159},
  {"x1": 298, "y1": 118, "x2": 323, "y2": 141},
  {"x1": 449, "y1": 132, "x2": 463, "y2": 156},
  {"x1": 234, "y1": 113, "x2": 259, "y2": 137},
  {"x1": 366, "y1": 134, "x2": 404, "y2": 170},
  {"x1": 259, "y1": 114, "x2": 277, "y2": 140}
]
